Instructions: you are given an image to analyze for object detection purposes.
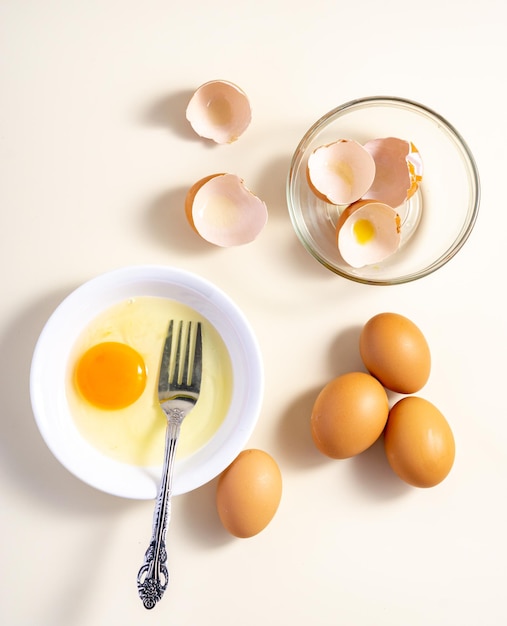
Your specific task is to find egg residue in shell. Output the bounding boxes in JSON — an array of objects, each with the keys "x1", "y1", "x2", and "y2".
[
  {"x1": 362, "y1": 137, "x2": 423, "y2": 208},
  {"x1": 185, "y1": 80, "x2": 252, "y2": 144},
  {"x1": 359, "y1": 312, "x2": 431, "y2": 394},
  {"x1": 306, "y1": 139, "x2": 376, "y2": 205},
  {"x1": 185, "y1": 173, "x2": 268, "y2": 247},
  {"x1": 216, "y1": 449, "x2": 282, "y2": 538},
  {"x1": 336, "y1": 199, "x2": 401, "y2": 268},
  {"x1": 66, "y1": 297, "x2": 233, "y2": 466},
  {"x1": 310, "y1": 372, "x2": 389, "y2": 459},
  {"x1": 384, "y1": 396, "x2": 455, "y2": 488},
  {"x1": 305, "y1": 135, "x2": 424, "y2": 269}
]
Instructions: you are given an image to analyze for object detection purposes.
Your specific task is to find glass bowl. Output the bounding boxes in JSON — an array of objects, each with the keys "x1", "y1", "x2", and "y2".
[
  {"x1": 287, "y1": 96, "x2": 480, "y2": 285},
  {"x1": 30, "y1": 265, "x2": 264, "y2": 500}
]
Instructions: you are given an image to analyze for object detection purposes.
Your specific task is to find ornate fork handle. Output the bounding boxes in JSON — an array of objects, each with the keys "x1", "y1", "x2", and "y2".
[{"x1": 137, "y1": 408, "x2": 185, "y2": 609}]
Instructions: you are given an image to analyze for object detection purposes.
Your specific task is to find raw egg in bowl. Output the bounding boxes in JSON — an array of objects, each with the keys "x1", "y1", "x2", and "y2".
[
  {"x1": 287, "y1": 96, "x2": 480, "y2": 285},
  {"x1": 30, "y1": 265, "x2": 264, "y2": 499}
]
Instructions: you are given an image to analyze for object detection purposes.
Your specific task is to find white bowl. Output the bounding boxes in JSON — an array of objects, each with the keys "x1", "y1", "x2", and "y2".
[{"x1": 30, "y1": 265, "x2": 264, "y2": 499}]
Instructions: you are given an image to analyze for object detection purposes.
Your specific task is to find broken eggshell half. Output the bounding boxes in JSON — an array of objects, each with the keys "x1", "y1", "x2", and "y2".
[
  {"x1": 336, "y1": 199, "x2": 401, "y2": 268},
  {"x1": 186, "y1": 80, "x2": 252, "y2": 144},
  {"x1": 306, "y1": 139, "x2": 376, "y2": 206},
  {"x1": 185, "y1": 173, "x2": 268, "y2": 247},
  {"x1": 362, "y1": 137, "x2": 423, "y2": 208}
]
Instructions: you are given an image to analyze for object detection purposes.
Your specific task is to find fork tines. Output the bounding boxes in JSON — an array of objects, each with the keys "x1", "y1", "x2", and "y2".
[{"x1": 160, "y1": 320, "x2": 202, "y2": 394}]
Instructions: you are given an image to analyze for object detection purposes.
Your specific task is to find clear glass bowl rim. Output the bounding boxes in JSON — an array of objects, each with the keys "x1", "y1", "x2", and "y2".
[{"x1": 286, "y1": 95, "x2": 481, "y2": 285}]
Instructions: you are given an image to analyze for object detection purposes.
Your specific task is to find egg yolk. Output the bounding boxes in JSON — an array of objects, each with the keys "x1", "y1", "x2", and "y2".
[
  {"x1": 353, "y1": 218, "x2": 375, "y2": 245},
  {"x1": 75, "y1": 342, "x2": 147, "y2": 410}
]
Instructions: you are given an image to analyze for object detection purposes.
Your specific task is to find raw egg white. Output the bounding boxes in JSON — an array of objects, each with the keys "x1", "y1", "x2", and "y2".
[
  {"x1": 66, "y1": 297, "x2": 233, "y2": 466},
  {"x1": 216, "y1": 449, "x2": 282, "y2": 538}
]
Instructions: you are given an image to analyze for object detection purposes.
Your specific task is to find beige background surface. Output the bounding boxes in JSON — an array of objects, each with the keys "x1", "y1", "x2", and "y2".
[{"x1": 1, "y1": 1, "x2": 505, "y2": 625}]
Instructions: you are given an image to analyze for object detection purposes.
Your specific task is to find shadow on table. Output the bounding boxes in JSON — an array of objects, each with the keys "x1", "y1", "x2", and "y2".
[
  {"x1": 142, "y1": 185, "x2": 220, "y2": 257},
  {"x1": 0, "y1": 287, "x2": 131, "y2": 516},
  {"x1": 179, "y1": 476, "x2": 232, "y2": 548},
  {"x1": 275, "y1": 324, "x2": 411, "y2": 501},
  {"x1": 141, "y1": 88, "x2": 196, "y2": 141}
]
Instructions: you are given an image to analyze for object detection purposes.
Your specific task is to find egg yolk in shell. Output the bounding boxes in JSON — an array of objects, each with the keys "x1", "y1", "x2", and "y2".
[
  {"x1": 353, "y1": 218, "x2": 375, "y2": 245},
  {"x1": 75, "y1": 342, "x2": 147, "y2": 410}
]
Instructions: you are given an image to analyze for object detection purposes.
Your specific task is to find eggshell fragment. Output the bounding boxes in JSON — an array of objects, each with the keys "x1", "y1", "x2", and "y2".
[
  {"x1": 307, "y1": 139, "x2": 376, "y2": 205},
  {"x1": 186, "y1": 80, "x2": 252, "y2": 144},
  {"x1": 362, "y1": 137, "x2": 423, "y2": 208},
  {"x1": 216, "y1": 449, "x2": 282, "y2": 538},
  {"x1": 185, "y1": 173, "x2": 224, "y2": 233},
  {"x1": 359, "y1": 312, "x2": 431, "y2": 394},
  {"x1": 384, "y1": 396, "x2": 455, "y2": 488},
  {"x1": 311, "y1": 372, "x2": 389, "y2": 459},
  {"x1": 336, "y1": 199, "x2": 401, "y2": 268},
  {"x1": 185, "y1": 173, "x2": 268, "y2": 246}
]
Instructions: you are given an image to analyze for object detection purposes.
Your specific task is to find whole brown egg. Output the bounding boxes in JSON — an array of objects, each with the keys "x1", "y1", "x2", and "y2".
[
  {"x1": 359, "y1": 312, "x2": 431, "y2": 394},
  {"x1": 216, "y1": 449, "x2": 282, "y2": 538},
  {"x1": 311, "y1": 372, "x2": 389, "y2": 459},
  {"x1": 384, "y1": 396, "x2": 455, "y2": 488}
]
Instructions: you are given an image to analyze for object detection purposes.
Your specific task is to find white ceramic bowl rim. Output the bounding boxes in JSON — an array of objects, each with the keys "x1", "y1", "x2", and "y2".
[{"x1": 29, "y1": 265, "x2": 264, "y2": 499}]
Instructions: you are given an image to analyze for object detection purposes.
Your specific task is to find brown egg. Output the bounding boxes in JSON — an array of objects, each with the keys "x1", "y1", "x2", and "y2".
[
  {"x1": 384, "y1": 396, "x2": 455, "y2": 488},
  {"x1": 216, "y1": 449, "x2": 282, "y2": 538},
  {"x1": 359, "y1": 312, "x2": 431, "y2": 394},
  {"x1": 311, "y1": 372, "x2": 389, "y2": 459}
]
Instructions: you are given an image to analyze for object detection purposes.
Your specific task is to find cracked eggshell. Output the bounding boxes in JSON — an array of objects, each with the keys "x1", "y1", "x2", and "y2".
[
  {"x1": 336, "y1": 199, "x2": 401, "y2": 268},
  {"x1": 362, "y1": 137, "x2": 423, "y2": 208},
  {"x1": 186, "y1": 80, "x2": 252, "y2": 144},
  {"x1": 185, "y1": 173, "x2": 268, "y2": 247},
  {"x1": 306, "y1": 139, "x2": 376, "y2": 205}
]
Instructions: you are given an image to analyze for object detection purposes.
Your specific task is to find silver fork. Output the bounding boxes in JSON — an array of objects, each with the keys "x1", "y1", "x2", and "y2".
[{"x1": 137, "y1": 319, "x2": 203, "y2": 610}]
